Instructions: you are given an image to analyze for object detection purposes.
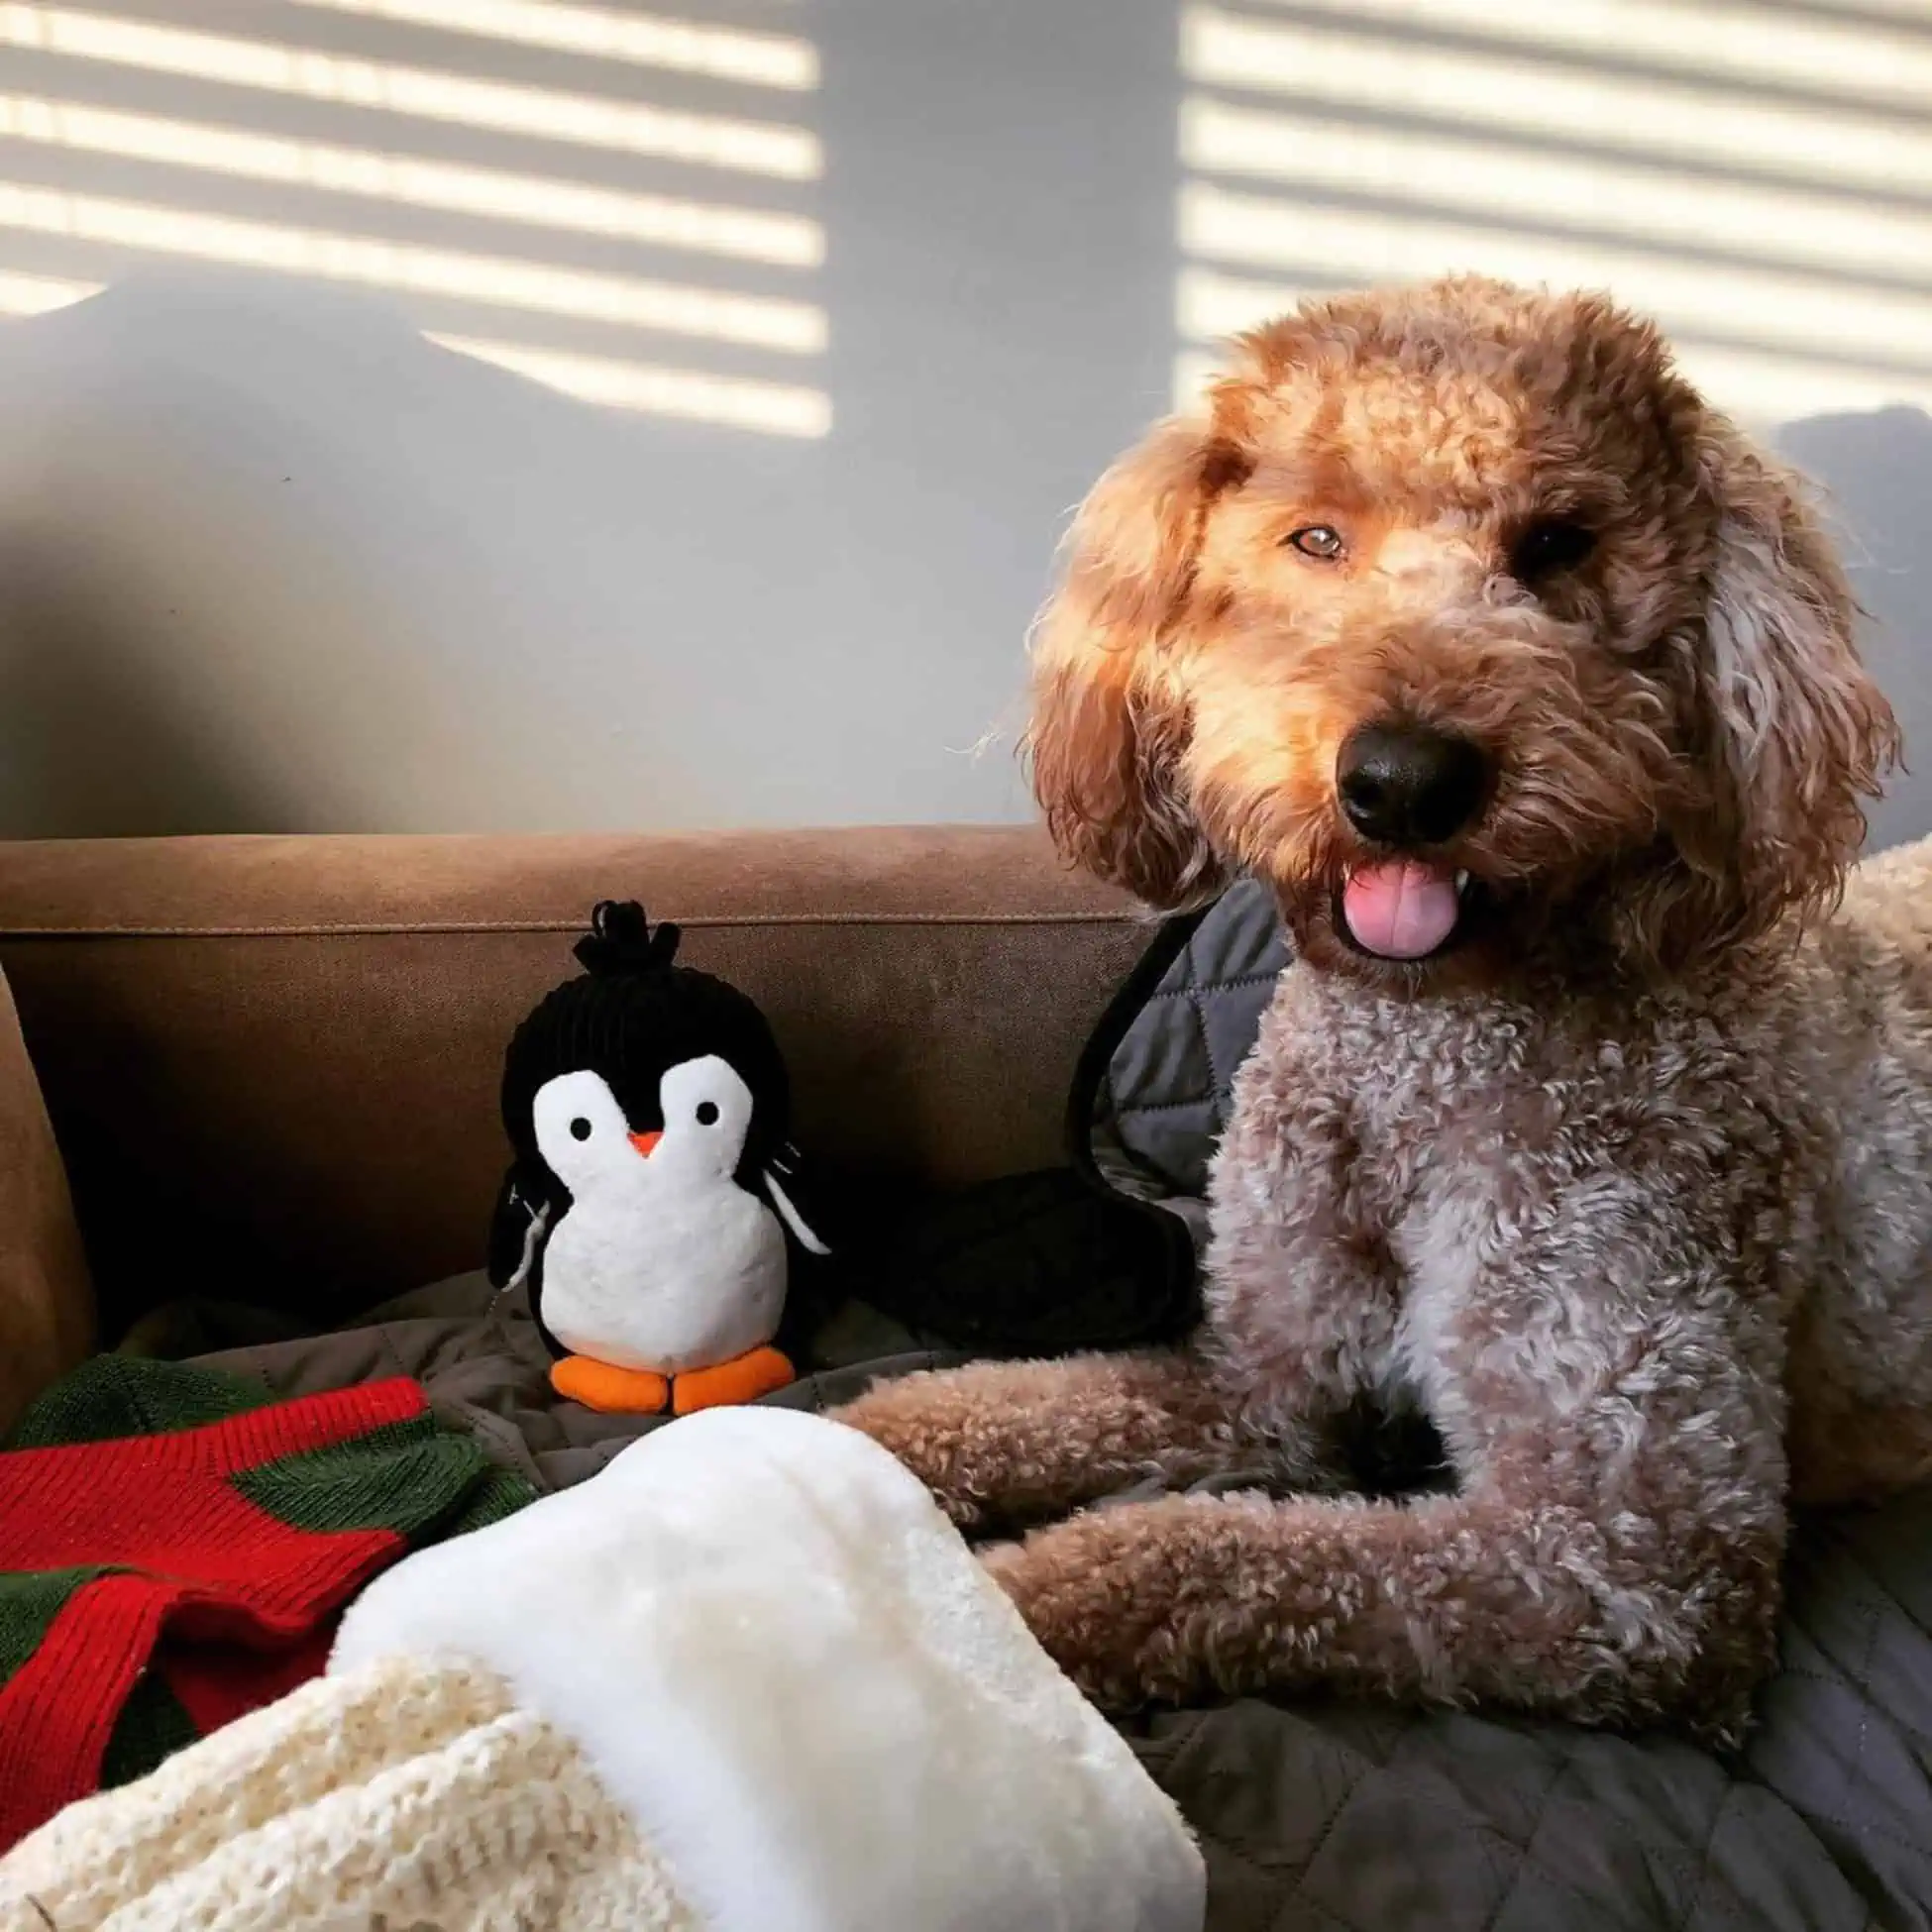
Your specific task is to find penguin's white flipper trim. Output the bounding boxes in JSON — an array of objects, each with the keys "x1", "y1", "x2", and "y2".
[
  {"x1": 763, "y1": 1169, "x2": 829, "y2": 1255},
  {"x1": 502, "y1": 1198, "x2": 552, "y2": 1295}
]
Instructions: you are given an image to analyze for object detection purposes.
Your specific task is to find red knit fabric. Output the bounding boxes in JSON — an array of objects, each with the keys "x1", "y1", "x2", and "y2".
[
  {"x1": 0, "y1": 1378, "x2": 425, "y2": 1850},
  {"x1": 161, "y1": 1623, "x2": 339, "y2": 1738}
]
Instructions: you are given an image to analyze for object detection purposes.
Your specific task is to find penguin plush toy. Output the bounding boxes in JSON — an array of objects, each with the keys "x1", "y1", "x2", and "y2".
[{"x1": 487, "y1": 900, "x2": 827, "y2": 1416}]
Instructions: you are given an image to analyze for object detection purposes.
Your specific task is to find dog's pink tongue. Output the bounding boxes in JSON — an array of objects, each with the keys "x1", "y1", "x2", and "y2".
[{"x1": 1342, "y1": 861, "x2": 1460, "y2": 960}]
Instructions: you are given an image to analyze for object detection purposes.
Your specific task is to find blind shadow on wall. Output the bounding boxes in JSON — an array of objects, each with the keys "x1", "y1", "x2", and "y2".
[{"x1": 0, "y1": 0, "x2": 1922, "y2": 839}]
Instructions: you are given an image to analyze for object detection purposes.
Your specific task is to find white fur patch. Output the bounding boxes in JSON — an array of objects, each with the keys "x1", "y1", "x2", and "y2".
[{"x1": 332, "y1": 1406, "x2": 1205, "y2": 1932}]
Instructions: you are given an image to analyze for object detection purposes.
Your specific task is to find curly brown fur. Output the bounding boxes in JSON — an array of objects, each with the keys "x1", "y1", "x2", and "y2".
[{"x1": 836, "y1": 277, "x2": 1927, "y2": 1747}]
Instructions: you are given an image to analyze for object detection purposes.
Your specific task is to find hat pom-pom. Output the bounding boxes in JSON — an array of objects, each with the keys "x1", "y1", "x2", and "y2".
[{"x1": 574, "y1": 900, "x2": 682, "y2": 975}]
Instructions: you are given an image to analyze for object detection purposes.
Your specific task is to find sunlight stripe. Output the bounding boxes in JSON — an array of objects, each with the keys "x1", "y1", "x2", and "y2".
[
  {"x1": 0, "y1": 275, "x2": 827, "y2": 431},
  {"x1": 1234, "y1": 0, "x2": 1932, "y2": 114},
  {"x1": 429, "y1": 332, "x2": 830, "y2": 435},
  {"x1": 0, "y1": 182, "x2": 827, "y2": 350},
  {"x1": 1671, "y1": 341, "x2": 1932, "y2": 425},
  {"x1": 293, "y1": 0, "x2": 817, "y2": 91},
  {"x1": 1175, "y1": 266, "x2": 1298, "y2": 342},
  {"x1": 0, "y1": 265, "x2": 93, "y2": 310},
  {"x1": 1178, "y1": 188, "x2": 1932, "y2": 369},
  {"x1": 1180, "y1": 7, "x2": 1932, "y2": 198},
  {"x1": 1173, "y1": 338, "x2": 1932, "y2": 433},
  {"x1": 0, "y1": 96, "x2": 823, "y2": 267},
  {"x1": 1171, "y1": 346, "x2": 1223, "y2": 412},
  {"x1": 0, "y1": 5, "x2": 820, "y2": 179},
  {"x1": 1181, "y1": 98, "x2": 1932, "y2": 289}
]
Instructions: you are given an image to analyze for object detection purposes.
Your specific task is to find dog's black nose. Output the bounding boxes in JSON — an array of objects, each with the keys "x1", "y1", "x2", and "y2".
[{"x1": 1337, "y1": 722, "x2": 1487, "y2": 847}]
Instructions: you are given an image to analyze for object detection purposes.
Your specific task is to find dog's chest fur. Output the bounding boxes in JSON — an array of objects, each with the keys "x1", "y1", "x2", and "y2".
[
  {"x1": 1201, "y1": 884, "x2": 1932, "y2": 1494},
  {"x1": 1202, "y1": 960, "x2": 1808, "y2": 1453}
]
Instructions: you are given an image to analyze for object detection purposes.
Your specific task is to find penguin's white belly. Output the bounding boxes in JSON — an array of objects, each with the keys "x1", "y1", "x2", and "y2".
[{"x1": 541, "y1": 1180, "x2": 786, "y2": 1373}]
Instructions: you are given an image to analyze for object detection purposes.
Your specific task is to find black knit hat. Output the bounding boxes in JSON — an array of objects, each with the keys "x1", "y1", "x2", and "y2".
[{"x1": 500, "y1": 901, "x2": 790, "y2": 1177}]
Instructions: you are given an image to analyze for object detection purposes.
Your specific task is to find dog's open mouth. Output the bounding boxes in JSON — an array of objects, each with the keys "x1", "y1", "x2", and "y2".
[{"x1": 1337, "y1": 860, "x2": 1474, "y2": 961}]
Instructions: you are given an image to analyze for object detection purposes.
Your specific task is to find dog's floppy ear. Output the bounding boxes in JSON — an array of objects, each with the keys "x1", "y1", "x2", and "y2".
[
  {"x1": 1692, "y1": 425, "x2": 1897, "y2": 942},
  {"x1": 1025, "y1": 415, "x2": 1246, "y2": 909}
]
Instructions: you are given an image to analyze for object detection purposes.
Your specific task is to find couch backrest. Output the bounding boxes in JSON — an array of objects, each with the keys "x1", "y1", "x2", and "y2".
[{"x1": 0, "y1": 827, "x2": 1143, "y2": 1335}]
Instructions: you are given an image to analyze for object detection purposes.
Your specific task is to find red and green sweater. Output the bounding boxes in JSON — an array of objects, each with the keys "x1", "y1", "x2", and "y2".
[{"x1": 0, "y1": 1356, "x2": 533, "y2": 1852}]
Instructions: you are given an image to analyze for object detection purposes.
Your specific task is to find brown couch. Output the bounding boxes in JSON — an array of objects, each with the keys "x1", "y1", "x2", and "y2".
[
  {"x1": 0, "y1": 823, "x2": 1142, "y2": 1423},
  {"x1": 7, "y1": 826, "x2": 1932, "y2": 1932}
]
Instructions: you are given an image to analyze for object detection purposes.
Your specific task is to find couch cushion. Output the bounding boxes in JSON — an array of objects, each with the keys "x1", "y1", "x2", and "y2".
[{"x1": 0, "y1": 966, "x2": 91, "y2": 1435}]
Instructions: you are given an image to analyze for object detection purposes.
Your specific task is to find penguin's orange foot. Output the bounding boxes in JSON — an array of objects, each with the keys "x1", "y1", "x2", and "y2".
[
  {"x1": 551, "y1": 1355, "x2": 671, "y2": 1415},
  {"x1": 671, "y1": 1345, "x2": 794, "y2": 1416}
]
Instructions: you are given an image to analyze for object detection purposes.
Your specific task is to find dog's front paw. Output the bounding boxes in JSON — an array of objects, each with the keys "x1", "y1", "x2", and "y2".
[
  {"x1": 829, "y1": 1369, "x2": 1008, "y2": 1530},
  {"x1": 981, "y1": 1513, "x2": 1201, "y2": 1713}
]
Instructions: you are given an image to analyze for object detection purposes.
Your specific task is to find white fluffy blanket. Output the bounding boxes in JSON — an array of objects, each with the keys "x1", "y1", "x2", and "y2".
[{"x1": 333, "y1": 1403, "x2": 1205, "y2": 1932}]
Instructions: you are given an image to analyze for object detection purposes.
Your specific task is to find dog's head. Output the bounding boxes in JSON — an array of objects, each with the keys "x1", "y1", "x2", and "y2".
[{"x1": 1028, "y1": 276, "x2": 1898, "y2": 985}]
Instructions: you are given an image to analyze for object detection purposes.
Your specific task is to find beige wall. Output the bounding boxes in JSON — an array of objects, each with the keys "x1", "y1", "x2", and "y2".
[{"x1": 0, "y1": 0, "x2": 1924, "y2": 841}]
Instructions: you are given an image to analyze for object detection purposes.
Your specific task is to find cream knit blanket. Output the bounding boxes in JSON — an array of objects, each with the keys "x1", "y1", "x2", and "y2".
[
  {"x1": 0, "y1": 1652, "x2": 693, "y2": 1932},
  {"x1": 0, "y1": 1406, "x2": 1206, "y2": 1932}
]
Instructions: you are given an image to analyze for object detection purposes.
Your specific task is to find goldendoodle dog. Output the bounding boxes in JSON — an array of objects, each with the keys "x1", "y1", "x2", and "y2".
[{"x1": 836, "y1": 275, "x2": 1932, "y2": 1745}]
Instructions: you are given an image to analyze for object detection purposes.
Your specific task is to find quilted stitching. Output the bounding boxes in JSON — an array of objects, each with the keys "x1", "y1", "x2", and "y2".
[
  {"x1": 1096, "y1": 882, "x2": 1290, "y2": 1207},
  {"x1": 1745, "y1": 1500, "x2": 1932, "y2": 1925},
  {"x1": 1150, "y1": 1503, "x2": 1932, "y2": 1930},
  {"x1": 1155, "y1": 1703, "x2": 1879, "y2": 1932}
]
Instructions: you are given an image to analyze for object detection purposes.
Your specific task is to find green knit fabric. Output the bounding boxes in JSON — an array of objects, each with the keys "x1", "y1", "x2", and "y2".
[
  {"x1": 7, "y1": 1356, "x2": 274, "y2": 1450},
  {"x1": 98, "y1": 1671, "x2": 200, "y2": 1790},
  {"x1": 234, "y1": 1419, "x2": 535, "y2": 1541},
  {"x1": 0, "y1": 1567, "x2": 103, "y2": 1678}
]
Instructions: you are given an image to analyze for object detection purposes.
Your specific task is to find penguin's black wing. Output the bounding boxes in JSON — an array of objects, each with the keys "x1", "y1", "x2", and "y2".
[
  {"x1": 761, "y1": 1140, "x2": 831, "y2": 1256},
  {"x1": 487, "y1": 1161, "x2": 573, "y2": 1360},
  {"x1": 486, "y1": 1160, "x2": 547, "y2": 1290},
  {"x1": 764, "y1": 1141, "x2": 843, "y2": 1370}
]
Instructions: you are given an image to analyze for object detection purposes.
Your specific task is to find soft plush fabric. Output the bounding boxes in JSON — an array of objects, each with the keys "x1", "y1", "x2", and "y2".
[
  {"x1": 0, "y1": 1652, "x2": 698, "y2": 1932},
  {"x1": 492, "y1": 902, "x2": 833, "y2": 1416},
  {"x1": 184, "y1": 1269, "x2": 959, "y2": 1492},
  {"x1": 331, "y1": 1404, "x2": 1207, "y2": 1932},
  {"x1": 0, "y1": 1356, "x2": 531, "y2": 1852}
]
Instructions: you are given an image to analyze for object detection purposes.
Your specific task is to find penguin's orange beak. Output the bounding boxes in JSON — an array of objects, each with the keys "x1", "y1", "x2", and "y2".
[{"x1": 628, "y1": 1130, "x2": 663, "y2": 1159}]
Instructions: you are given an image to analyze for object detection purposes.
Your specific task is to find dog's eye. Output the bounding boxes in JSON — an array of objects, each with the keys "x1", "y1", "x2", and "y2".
[
  {"x1": 1510, "y1": 517, "x2": 1596, "y2": 583},
  {"x1": 1285, "y1": 524, "x2": 1344, "y2": 561}
]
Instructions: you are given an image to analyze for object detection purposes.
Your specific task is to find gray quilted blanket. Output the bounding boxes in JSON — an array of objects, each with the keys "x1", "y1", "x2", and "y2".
[{"x1": 197, "y1": 1272, "x2": 1931, "y2": 1930}]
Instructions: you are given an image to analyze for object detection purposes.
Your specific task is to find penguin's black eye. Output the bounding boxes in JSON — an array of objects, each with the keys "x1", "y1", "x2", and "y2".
[
  {"x1": 569, "y1": 1117, "x2": 592, "y2": 1141},
  {"x1": 696, "y1": 1101, "x2": 720, "y2": 1127}
]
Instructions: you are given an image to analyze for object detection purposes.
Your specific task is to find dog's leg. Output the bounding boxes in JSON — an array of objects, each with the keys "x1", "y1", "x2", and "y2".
[
  {"x1": 985, "y1": 1190, "x2": 1791, "y2": 1744},
  {"x1": 832, "y1": 1350, "x2": 1332, "y2": 1533},
  {"x1": 981, "y1": 1469, "x2": 1779, "y2": 1744}
]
